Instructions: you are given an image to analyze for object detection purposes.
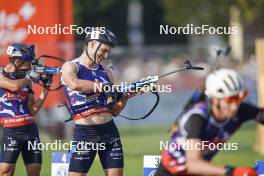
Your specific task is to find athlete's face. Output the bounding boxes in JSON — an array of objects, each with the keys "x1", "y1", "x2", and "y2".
[
  {"x1": 15, "y1": 59, "x2": 32, "y2": 70},
  {"x1": 211, "y1": 90, "x2": 248, "y2": 122},
  {"x1": 218, "y1": 99, "x2": 240, "y2": 119},
  {"x1": 88, "y1": 41, "x2": 112, "y2": 64},
  {"x1": 6, "y1": 58, "x2": 31, "y2": 72}
]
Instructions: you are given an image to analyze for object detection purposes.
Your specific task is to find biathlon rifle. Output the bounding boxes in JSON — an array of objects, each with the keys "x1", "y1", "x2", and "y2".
[{"x1": 63, "y1": 60, "x2": 204, "y2": 121}]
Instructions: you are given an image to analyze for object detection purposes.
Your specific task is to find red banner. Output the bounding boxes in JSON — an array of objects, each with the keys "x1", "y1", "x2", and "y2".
[{"x1": 0, "y1": 0, "x2": 74, "y2": 107}]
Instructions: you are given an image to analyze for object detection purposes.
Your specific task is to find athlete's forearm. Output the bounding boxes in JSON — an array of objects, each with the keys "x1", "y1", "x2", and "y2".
[
  {"x1": 0, "y1": 75, "x2": 31, "y2": 92},
  {"x1": 110, "y1": 92, "x2": 142, "y2": 116},
  {"x1": 62, "y1": 62, "x2": 101, "y2": 93},
  {"x1": 67, "y1": 79, "x2": 100, "y2": 93},
  {"x1": 186, "y1": 159, "x2": 226, "y2": 176},
  {"x1": 30, "y1": 89, "x2": 49, "y2": 116},
  {"x1": 11, "y1": 78, "x2": 31, "y2": 91}
]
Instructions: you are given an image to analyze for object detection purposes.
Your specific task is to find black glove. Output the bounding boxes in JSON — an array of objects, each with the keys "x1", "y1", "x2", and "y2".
[
  {"x1": 102, "y1": 83, "x2": 124, "y2": 102},
  {"x1": 40, "y1": 74, "x2": 53, "y2": 88},
  {"x1": 26, "y1": 70, "x2": 40, "y2": 82},
  {"x1": 111, "y1": 91, "x2": 124, "y2": 102}
]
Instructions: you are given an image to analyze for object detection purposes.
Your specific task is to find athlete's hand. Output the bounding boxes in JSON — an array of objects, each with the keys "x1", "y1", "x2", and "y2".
[
  {"x1": 26, "y1": 70, "x2": 40, "y2": 82},
  {"x1": 102, "y1": 83, "x2": 124, "y2": 102},
  {"x1": 127, "y1": 90, "x2": 144, "y2": 98},
  {"x1": 101, "y1": 82, "x2": 114, "y2": 92},
  {"x1": 40, "y1": 74, "x2": 53, "y2": 88}
]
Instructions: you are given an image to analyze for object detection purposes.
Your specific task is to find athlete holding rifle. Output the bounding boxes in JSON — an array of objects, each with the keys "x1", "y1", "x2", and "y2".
[{"x1": 0, "y1": 43, "x2": 52, "y2": 176}]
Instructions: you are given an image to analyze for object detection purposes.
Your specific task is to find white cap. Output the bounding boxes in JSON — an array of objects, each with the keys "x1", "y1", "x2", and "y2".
[{"x1": 205, "y1": 69, "x2": 243, "y2": 98}]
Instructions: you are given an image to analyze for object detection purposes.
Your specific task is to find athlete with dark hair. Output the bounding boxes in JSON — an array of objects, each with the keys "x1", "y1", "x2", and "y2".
[
  {"x1": 155, "y1": 69, "x2": 263, "y2": 176},
  {"x1": 62, "y1": 28, "x2": 129, "y2": 176},
  {"x1": 0, "y1": 43, "x2": 52, "y2": 176}
]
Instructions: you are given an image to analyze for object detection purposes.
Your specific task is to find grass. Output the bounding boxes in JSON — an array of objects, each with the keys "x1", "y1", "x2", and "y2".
[
  {"x1": 14, "y1": 123, "x2": 263, "y2": 176},
  {"x1": 213, "y1": 122, "x2": 262, "y2": 166}
]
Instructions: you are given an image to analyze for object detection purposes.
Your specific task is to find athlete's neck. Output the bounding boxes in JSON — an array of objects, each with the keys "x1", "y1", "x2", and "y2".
[{"x1": 79, "y1": 52, "x2": 98, "y2": 69}]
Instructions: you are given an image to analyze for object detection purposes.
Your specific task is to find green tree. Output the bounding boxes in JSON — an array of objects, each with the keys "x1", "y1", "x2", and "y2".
[
  {"x1": 74, "y1": 0, "x2": 128, "y2": 44},
  {"x1": 161, "y1": 0, "x2": 264, "y2": 26}
]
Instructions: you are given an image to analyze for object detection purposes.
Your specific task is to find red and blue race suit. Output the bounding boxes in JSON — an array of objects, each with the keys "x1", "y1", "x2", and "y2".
[
  {"x1": 62, "y1": 59, "x2": 124, "y2": 173},
  {"x1": 0, "y1": 81, "x2": 41, "y2": 164},
  {"x1": 62, "y1": 58, "x2": 112, "y2": 120},
  {"x1": 0, "y1": 87, "x2": 34, "y2": 128}
]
